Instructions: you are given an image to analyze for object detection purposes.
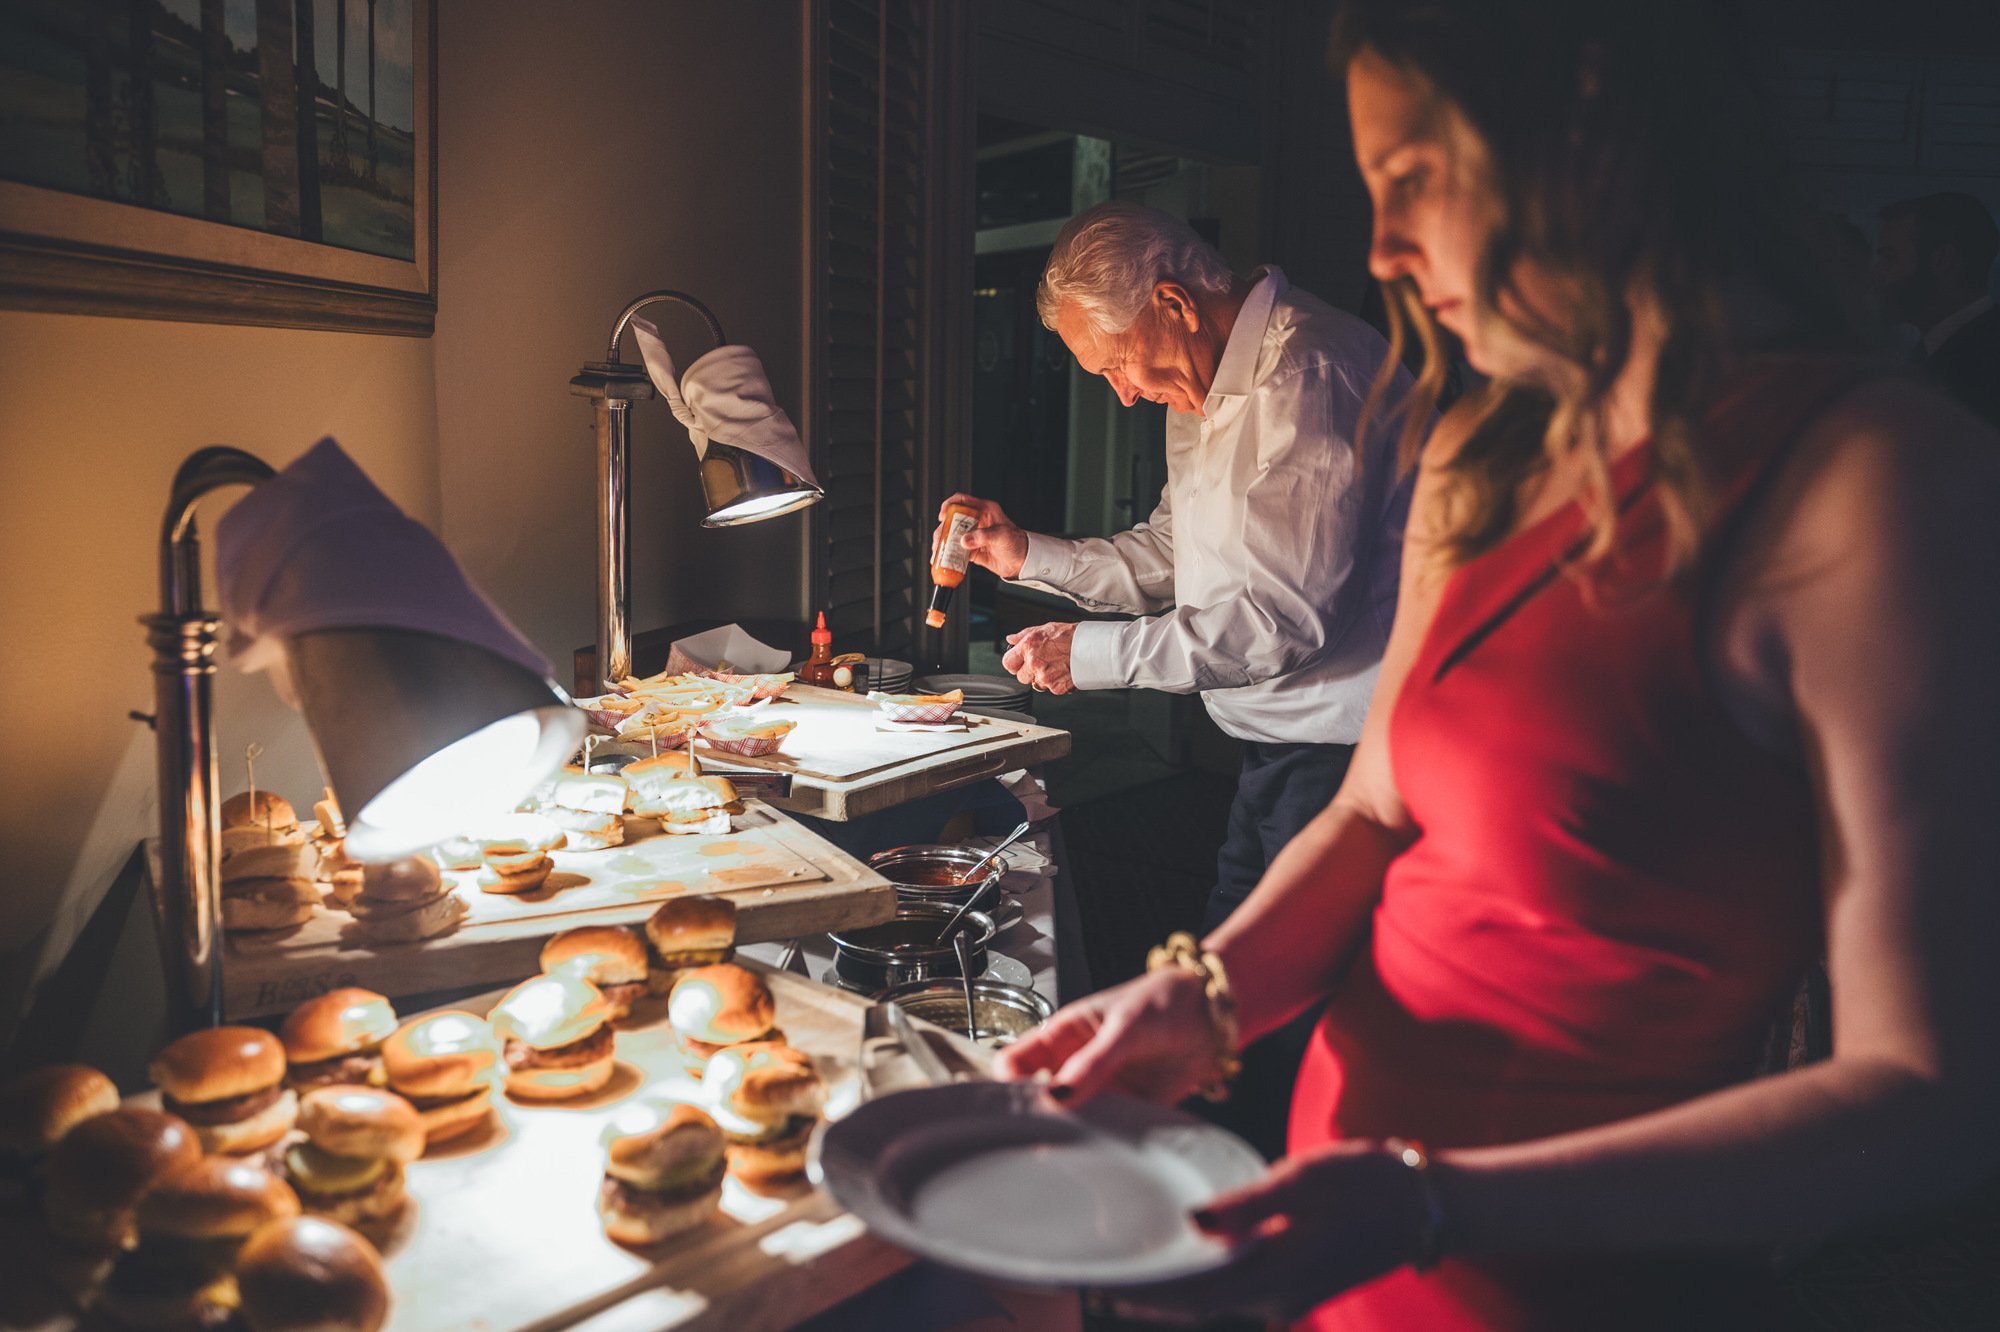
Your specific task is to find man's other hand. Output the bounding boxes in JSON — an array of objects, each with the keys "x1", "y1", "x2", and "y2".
[{"x1": 1003, "y1": 621, "x2": 1078, "y2": 694}]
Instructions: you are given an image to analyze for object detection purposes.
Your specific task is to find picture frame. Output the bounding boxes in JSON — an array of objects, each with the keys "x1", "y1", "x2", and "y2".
[{"x1": 0, "y1": 0, "x2": 435, "y2": 337}]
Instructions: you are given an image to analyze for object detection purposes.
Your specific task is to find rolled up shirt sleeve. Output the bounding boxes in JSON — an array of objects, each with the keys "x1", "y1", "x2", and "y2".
[
  {"x1": 1068, "y1": 362, "x2": 1368, "y2": 695},
  {"x1": 1011, "y1": 493, "x2": 1178, "y2": 617}
]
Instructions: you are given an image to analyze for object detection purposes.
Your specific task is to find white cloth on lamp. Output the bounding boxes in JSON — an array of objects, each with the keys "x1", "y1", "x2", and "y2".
[
  {"x1": 629, "y1": 316, "x2": 821, "y2": 485},
  {"x1": 216, "y1": 436, "x2": 554, "y2": 682}
]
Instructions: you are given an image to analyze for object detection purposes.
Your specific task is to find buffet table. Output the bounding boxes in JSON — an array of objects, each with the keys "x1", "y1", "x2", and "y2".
[{"x1": 0, "y1": 959, "x2": 1080, "y2": 1332}]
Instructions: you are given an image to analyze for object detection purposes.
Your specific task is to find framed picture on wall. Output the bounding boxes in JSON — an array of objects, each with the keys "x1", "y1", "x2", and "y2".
[{"x1": 0, "y1": 0, "x2": 435, "y2": 336}]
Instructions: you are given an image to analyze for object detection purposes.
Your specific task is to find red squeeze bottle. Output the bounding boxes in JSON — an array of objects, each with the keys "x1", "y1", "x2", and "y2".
[{"x1": 800, "y1": 612, "x2": 836, "y2": 686}]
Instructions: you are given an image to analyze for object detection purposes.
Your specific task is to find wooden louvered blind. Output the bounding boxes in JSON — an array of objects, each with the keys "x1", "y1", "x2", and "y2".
[{"x1": 807, "y1": 0, "x2": 972, "y2": 664}]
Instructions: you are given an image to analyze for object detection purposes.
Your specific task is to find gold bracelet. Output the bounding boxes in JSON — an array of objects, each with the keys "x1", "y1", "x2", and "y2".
[{"x1": 1145, "y1": 931, "x2": 1242, "y2": 1101}]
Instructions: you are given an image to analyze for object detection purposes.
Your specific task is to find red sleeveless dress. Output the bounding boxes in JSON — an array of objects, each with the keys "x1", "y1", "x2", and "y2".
[{"x1": 1291, "y1": 362, "x2": 1857, "y2": 1330}]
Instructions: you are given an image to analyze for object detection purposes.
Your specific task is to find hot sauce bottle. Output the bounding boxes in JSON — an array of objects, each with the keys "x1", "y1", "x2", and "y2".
[
  {"x1": 800, "y1": 612, "x2": 837, "y2": 686},
  {"x1": 927, "y1": 502, "x2": 979, "y2": 629}
]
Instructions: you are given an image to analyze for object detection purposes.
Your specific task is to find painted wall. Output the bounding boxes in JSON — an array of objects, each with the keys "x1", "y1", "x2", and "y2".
[
  {"x1": 0, "y1": 313, "x2": 441, "y2": 1060},
  {"x1": 433, "y1": 2, "x2": 812, "y2": 681}
]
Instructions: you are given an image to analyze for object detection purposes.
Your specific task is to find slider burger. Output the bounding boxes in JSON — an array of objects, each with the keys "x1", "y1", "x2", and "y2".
[
  {"x1": 704, "y1": 1043, "x2": 826, "y2": 1185},
  {"x1": 667, "y1": 964, "x2": 776, "y2": 1075},
  {"x1": 222, "y1": 790, "x2": 304, "y2": 850},
  {"x1": 598, "y1": 1102, "x2": 726, "y2": 1245},
  {"x1": 236, "y1": 1216, "x2": 391, "y2": 1332},
  {"x1": 642, "y1": 895, "x2": 738, "y2": 995},
  {"x1": 222, "y1": 836, "x2": 320, "y2": 932},
  {"x1": 430, "y1": 833, "x2": 484, "y2": 872},
  {"x1": 150, "y1": 1026, "x2": 297, "y2": 1155},
  {"x1": 281, "y1": 989, "x2": 398, "y2": 1091},
  {"x1": 381, "y1": 1011, "x2": 499, "y2": 1146},
  {"x1": 624, "y1": 753, "x2": 742, "y2": 836},
  {"x1": 540, "y1": 765, "x2": 630, "y2": 851},
  {"x1": 284, "y1": 1087, "x2": 424, "y2": 1224},
  {"x1": 348, "y1": 854, "x2": 467, "y2": 942},
  {"x1": 490, "y1": 972, "x2": 618, "y2": 1101},
  {"x1": 42, "y1": 1107, "x2": 202, "y2": 1249},
  {"x1": 98, "y1": 1156, "x2": 299, "y2": 1328},
  {"x1": 0, "y1": 1063, "x2": 120, "y2": 1192},
  {"x1": 477, "y1": 838, "x2": 554, "y2": 895},
  {"x1": 542, "y1": 925, "x2": 652, "y2": 1020}
]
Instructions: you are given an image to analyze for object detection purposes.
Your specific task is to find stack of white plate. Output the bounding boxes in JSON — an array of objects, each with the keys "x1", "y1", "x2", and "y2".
[
  {"x1": 867, "y1": 657, "x2": 914, "y2": 694},
  {"x1": 912, "y1": 672, "x2": 1033, "y2": 714}
]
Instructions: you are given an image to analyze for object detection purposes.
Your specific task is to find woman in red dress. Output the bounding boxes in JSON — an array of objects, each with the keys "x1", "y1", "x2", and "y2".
[{"x1": 997, "y1": 2, "x2": 2000, "y2": 1328}]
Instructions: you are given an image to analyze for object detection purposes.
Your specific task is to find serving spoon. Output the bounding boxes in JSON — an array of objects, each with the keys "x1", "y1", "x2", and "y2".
[{"x1": 953, "y1": 819, "x2": 1032, "y2": 885}]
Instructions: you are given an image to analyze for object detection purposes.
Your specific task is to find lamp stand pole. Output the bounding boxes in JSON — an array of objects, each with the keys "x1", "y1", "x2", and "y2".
[
  {"x1": 137, "y1": 447, "x2": 275, "y2": 1029},
  {"x1": 569, "y1": 291, "x2": 726, "y2": 693}
]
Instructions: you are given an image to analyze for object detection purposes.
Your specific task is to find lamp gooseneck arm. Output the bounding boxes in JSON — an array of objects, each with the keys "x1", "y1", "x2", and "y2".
[
  {"x1": 604, "y1": 290, "x2": 727, "y2": 364},
  {"x1": 159, "y1": 446, "x2": 277, "y2": 617}
]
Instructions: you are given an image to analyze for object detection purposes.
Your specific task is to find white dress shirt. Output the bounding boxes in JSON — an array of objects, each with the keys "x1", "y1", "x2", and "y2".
[{"x1": 1013, "y1": 267, "x2": 1413, "y2": 745}]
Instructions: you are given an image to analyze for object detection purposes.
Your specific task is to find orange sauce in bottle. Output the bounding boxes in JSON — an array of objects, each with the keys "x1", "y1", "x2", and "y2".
[{"x1": 927, "y1": 502, "x2": 978, "y2": 629}]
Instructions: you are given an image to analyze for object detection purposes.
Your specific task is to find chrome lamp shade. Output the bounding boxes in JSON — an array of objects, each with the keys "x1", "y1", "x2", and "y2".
[
  {"x1": 699, "y1": 441, "x2": 825, "y2": 526},
  {"x1": 288, "y1": 628, "x2": 585, "y2": 862}
]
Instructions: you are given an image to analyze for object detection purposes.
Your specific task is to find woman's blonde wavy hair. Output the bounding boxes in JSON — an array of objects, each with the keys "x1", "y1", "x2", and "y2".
[{"x1": 1333, "y1": 0, "x2": 1854, "y2": 577}]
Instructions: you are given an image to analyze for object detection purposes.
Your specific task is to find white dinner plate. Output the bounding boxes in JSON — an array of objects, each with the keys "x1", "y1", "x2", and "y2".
[{"x1": 812, "y1": 1080, "x2": 1264, "y2": 1288}]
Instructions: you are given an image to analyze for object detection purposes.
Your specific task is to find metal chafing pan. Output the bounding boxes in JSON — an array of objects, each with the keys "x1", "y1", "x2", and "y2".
[
  {"x1": 866, "y1": 843, "x2": 1006, "y2": 906},
  {"x1": 829, "y1": 902, "x2": 997, "y2": 990}
]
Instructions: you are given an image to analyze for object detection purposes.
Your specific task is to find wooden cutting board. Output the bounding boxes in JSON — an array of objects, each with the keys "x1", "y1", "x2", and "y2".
[
  {"x1": 684, "y1": 685, "x2": 1004, "y2": 781},
  {"x1": 200, "y1": 804, "x2": 895, "y2": 1018},
  {"x1": 0, "y1": 963, "x2": 921, "y2": 1332}
]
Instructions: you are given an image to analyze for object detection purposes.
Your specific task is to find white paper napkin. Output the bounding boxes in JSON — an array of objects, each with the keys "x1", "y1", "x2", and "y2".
[{"x1": 629, "y1": 316, "x2": 822, "y2": 487}]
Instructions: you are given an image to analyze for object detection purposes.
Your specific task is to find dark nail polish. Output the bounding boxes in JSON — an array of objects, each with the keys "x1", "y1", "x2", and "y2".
[
  {"x1": 1191, "y1": 1207, "x2": 1220, "y2": 1230},
  {"x1": 1047, "y1": 1083, "x2": 1073, "y2": 1102}
]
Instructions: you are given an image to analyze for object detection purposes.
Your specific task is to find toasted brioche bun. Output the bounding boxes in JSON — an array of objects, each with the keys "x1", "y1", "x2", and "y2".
[
  {"x1": 722, "y1": 1118, "x2": 814, "y2": 1184},
  {"x1": 644, "y1": 895, "x2": 737, "y2": 961},
  {"x1": 152, "y1": 1027, "x2": 286, "y2": 1104},
  {"x1": 0, "y1": 1064, "x2": 120, "y2": 1158},
  {"x1": 236, "y1": 1216, "x2": 390, "y2": 1332},
  {"x1": 605, "y1": 1102, "x2": 725, "y2": 1180},
  {"x1": 94, "y1": 1266, "x2": 237, "y2": 1328},
  {"x1": 349, "y1": 893, "x2": 467, "y2": 943},
  {"x1": 599, "y1": 1176, "x2": 722, "y2": 1245},
  {"x1": 359, "y1": 856, "x2": 442, "y2": 903},
  {"x1": 473, "y1": 812, "x2": 566, "y2": 854},
  {"x1": 43, "y1": 1108, "x2": 202, "y2": 1249},
  {"x1": 135, "y1": 1156, "x2": 299, "y2": 1240},
  {"x1": 541, "y1": 805, "x2": 625, "y2": 850},
  {"x1": 504, "y1": 1055, "x2": 614, "y2": 1102},
  {"x1": 199, "y1": 1090, "x2": 300, "y2": 1156},
  {"x1": 382, "y1": 1012, "x2": 496, "y2": 1101},
  {"x1": 551, "y1": 767, "x2": 631, "y2": 815},
  {"x1": 668, "y1": 965, "x2": 775, "y2": 1048},
  {"x1": 223, "y1": 880, "x2": 319, "y2": 931},
  {"x1": 477, "y1": 856, "x2": 552, "y2": 895},
  {"x1": 491, "y1": 973, "x2": 612, "y2": 1051},
  {"x1": 223, "y1": 841, "x2": 320, "y2": 884},
  {"x1": 542, "y1": 927, "x2": 649, "y2": 989},
  {"x1": 709, "y1": 1044, "x2": 825, "y2": 1125},
  {"x1": 223, "y1": 790, "x2": 298, "y2": 833},
  {"x1": 282, "y1": 990, "x2": 397, "y2": 1066},
  {"x1": 296, "y1": 1088, "x2": 424, "y2": 1165},
  {"x1": 408, "y1": 1085, "x2": 492, "y2": 1144}
]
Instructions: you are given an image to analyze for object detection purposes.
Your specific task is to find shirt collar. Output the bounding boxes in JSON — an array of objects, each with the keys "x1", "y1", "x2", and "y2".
[
  {"x1": 1203, "y1": 266, "x2": 1285, "y2": 407},
  {"x1": 1924, "y1": 295, "x2": 1994, "y2": 356}
]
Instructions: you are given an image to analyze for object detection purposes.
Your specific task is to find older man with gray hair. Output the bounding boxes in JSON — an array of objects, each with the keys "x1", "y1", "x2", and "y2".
[{"x1": 936, "y1": 201, "x2": 1414, "y2": 934}]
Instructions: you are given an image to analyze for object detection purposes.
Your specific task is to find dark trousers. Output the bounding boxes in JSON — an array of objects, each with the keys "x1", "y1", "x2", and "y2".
[{"x1": 1198, "y1": 740, "x2": 1354, "y2": 1160}]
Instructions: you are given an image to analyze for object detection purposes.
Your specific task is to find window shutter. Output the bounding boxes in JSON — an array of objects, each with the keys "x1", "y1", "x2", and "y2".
[{"x1": 807, "y1": 0, "x2": 972, "y2": 664}]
